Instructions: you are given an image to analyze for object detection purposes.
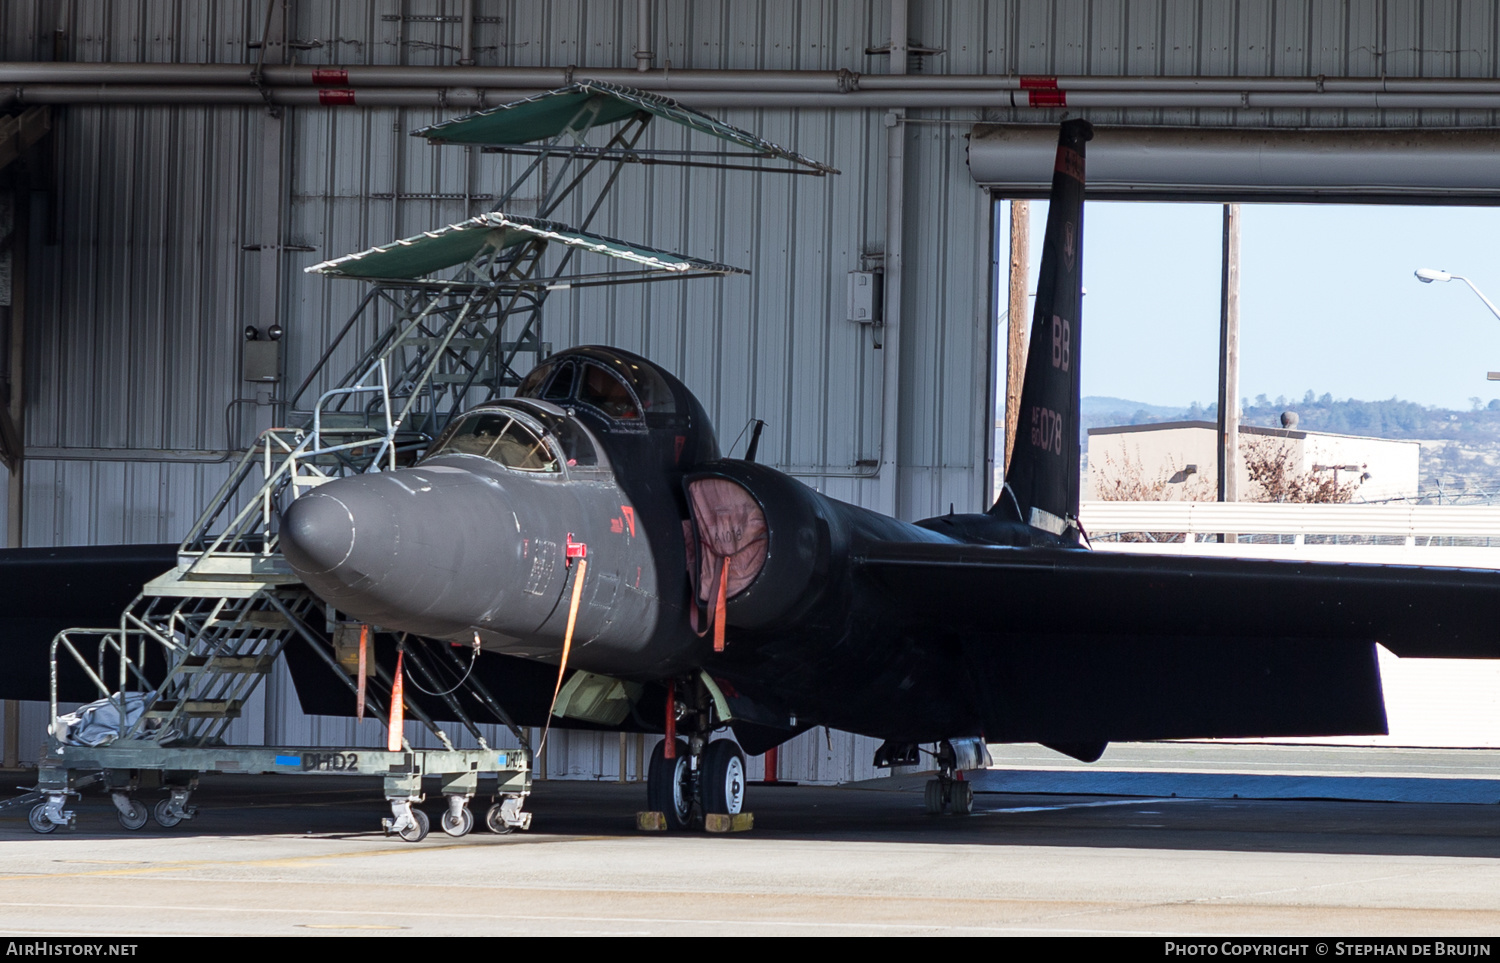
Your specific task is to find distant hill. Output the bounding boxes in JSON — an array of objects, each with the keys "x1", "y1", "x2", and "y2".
[{"x1": 1081, "y1": 396, "x2": 1192, "y2": 421}]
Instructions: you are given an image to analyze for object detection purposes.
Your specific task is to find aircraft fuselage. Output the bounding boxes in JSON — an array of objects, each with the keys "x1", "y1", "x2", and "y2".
[{"x1": 280, "y1": 345, "x2": 1062, "y2": 745}]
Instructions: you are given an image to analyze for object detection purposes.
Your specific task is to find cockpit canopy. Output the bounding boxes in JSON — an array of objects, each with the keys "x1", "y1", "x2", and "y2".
[
  {"x1": 518, "y1": 352, "x2": 676, "y2": 428},
  {"x1": 513, "y1": 345, "x2": 721, "y2": 466},
  {"x1": 425, "y1": 399, "x2": 603, "y2": 472}
]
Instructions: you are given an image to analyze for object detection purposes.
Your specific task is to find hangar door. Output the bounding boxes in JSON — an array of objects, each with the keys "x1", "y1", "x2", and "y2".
[
  {"x1": 968, "y1": 126, "x2": 1500, "y2": 205},
  {"x1": 974, "y1": 123, "x2": 1500, "y2": 749}
]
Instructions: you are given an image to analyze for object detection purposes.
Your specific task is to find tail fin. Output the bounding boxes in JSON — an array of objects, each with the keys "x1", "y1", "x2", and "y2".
[{"x1": 999, "y1": 119, "x2": 1093, "y2": 539}]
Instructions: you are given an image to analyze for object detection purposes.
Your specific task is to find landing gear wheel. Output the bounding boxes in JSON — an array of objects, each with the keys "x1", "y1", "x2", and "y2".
[
  {"x1": 951, "y1": 781, "x2": 974, "y2": 815},
  {"x1": 923, "y1": 779, "x2": 945, "y2": 815},
  {"x1": 701, "y1": 741, "x2": 747, "y2": 816},
  {"x1": 28, "y1": 803, "x2": 56, "y2": 834},
  {"x1": 440, "y1": 806, "x2": 473, "y2": 837},
  {"x1": 152, "y1": 799, "x2": 183, "y2": 828},
  {"x1": 117, "y1": 799, "x2": 149, "y2": 831},
  {"x1": 647, "y1": 739, "x2": 692, "y2": 830},
  {"x1": 397, "y1": 808, "x2": 430, "y2": 842},
  {"x1": 484, "y1": 803, "x2": 514, "y2": 835}
]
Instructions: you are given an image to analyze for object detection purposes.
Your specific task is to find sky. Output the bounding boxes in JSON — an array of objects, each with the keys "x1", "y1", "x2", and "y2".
[{"x1": 998, "y1": 200, "x2": 1500, "y2": 411}]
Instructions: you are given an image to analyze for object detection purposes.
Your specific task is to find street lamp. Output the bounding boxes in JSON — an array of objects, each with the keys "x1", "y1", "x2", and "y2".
[{"x1": 1414, "y1": 268, "x2": 1500, "y2": 380}]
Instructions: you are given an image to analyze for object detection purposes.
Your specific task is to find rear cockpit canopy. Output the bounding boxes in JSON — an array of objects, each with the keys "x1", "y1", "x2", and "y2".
[
  {"x1": 520, "y1": 353, "x2": 674, "y2": 427},
  {"x1": 515, "y1": 346, "x2": 720, "y2": 465}
]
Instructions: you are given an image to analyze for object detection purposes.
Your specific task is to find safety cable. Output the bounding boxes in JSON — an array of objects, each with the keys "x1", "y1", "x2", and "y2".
[{"x1": 399, "y1": 631, "x2": 481, "y2": 698}]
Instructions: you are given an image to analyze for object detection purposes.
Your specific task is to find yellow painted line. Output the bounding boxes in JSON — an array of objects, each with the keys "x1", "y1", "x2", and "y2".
[{"x1": 0, "y1": 834, "x2": 614, "y2": 883}]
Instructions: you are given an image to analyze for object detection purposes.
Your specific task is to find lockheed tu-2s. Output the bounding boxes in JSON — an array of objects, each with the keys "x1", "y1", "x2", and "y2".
[{"x1": 278, "y1": 120, "x2": 1500, "y2": 828}]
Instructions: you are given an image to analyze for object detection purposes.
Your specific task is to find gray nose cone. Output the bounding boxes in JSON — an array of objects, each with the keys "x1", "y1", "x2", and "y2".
[{"x1": 281, "y1": 492, "x2": 357, "y2": 577}]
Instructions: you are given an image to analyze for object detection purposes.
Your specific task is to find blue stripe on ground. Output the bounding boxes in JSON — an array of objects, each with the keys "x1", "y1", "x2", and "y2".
[{"x1": 967, "y1": 769, "x2": 1500, "y2": 805}]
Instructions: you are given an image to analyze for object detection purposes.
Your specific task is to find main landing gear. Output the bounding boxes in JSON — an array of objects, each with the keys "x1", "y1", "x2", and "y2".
[
  {"x1": 923, "y1": 740, "x2": 977, "y2": 816},
  {"x1": 644, "y1": 677, "x2": 748, "y2": 831}
]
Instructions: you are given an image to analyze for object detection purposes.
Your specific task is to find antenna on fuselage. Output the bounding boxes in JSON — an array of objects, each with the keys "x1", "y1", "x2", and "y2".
[{"x1": 744, "y1": 420, "x2": 767, "y2": 463}]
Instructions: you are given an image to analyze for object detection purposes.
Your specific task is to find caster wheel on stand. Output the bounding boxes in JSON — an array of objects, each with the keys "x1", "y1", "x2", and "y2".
[
  {"x1": 397, "y1": 808, "x2": 430, "y2": 843},
  {"x1": 440, "y1": 806, "x2": 474, "y2": 837},
  {"x1": 485, "y1": 803, "x2": 514, "y2": 835},
  {"x1": 153, "y1": 799, "x2": 183, "y2": 828},
  {"x1": 28, "y1": 803, "x2": 57, "y2": 834},
  {"x1": 116, "y1": 799, "x2": 149, "y2": 831}
]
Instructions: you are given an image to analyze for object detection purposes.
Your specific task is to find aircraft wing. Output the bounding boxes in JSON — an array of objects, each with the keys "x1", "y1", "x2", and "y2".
[
  {"x1": 854, "y1": 543, "x2": 1500, "y2": 746},
  {"x1": 0, "y1": 543, "x2": 178, "y2": 701}
]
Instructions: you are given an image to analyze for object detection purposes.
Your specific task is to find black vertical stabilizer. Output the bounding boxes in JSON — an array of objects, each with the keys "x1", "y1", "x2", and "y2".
[{"x1": 999, "y1": 119, "x2": 1093, "y2": 539}]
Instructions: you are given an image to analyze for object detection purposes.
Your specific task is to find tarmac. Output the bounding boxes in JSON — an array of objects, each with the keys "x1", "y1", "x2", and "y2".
[{"x1": 3, "y1": 743, "x2": 1500, "y2": 936}]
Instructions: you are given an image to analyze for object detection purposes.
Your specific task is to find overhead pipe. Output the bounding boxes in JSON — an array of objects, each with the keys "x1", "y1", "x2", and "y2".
[
  {"x1": 10, "y1": 83, "x2": 1500, "y2": 113},
  {"x1": 11, "y1": 61, "x2": 1500, "y2": 95}
]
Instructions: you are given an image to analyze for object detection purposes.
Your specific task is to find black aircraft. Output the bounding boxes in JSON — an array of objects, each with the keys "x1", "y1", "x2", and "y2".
[
  {"x1": 7, "y1": 120, "x2": 1500, "y2": 829},
  {"x1": 272, "y1": 119, "x2": 1500, "y2": 827}
]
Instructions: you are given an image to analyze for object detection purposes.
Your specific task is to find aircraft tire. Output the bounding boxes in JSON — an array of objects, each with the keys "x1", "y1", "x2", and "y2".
[
  {"x1": 951, "y1": 781, "x2": 974, "y2": 815},
  {"x1": 923, "y1": 779, "x2": 944, "y2": 815},
  {"x1": 647, "y1": 739, "x2": 692, "y2": 830},
  {"x1": 701, "y1": 741, "x2": 746, "y2": 816}
]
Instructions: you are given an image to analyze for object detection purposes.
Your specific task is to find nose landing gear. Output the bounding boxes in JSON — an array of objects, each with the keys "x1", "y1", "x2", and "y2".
[
  {"x1": 646, "y1": 738, "x2": 692, "y2": 830},
  {"x1": 642, "y1": 676, "x2": 751, "y2": 832}
]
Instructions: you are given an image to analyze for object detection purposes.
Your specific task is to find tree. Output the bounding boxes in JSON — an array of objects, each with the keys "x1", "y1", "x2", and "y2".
[{"x1": 1241, "y1": 437, "x2": 1357, "y2": 503}]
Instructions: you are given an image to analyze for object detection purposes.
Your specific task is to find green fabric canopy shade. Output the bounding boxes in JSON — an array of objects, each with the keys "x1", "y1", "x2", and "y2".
[
  {"x1": 410, "y1": 81, "x2": 837, "y2": 175},
  {"x1": 306, "y1": 212, "x2": 745, "y2": 280}
]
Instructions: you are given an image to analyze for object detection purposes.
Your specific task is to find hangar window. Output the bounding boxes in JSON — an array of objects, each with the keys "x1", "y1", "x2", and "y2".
[{"x1": 429, "y1": 413, "x2": 559, "y2": 472}]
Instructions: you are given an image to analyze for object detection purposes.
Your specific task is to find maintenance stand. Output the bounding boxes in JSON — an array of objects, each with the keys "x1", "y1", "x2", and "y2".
[{"x1": 3, "y1": 82, "x2": 831, "y2": 839}]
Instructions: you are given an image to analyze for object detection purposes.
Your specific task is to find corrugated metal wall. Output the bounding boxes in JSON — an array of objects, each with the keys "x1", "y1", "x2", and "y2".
[{"x1": 4, "y1": 0, "x2": 1500, "y2": 778}]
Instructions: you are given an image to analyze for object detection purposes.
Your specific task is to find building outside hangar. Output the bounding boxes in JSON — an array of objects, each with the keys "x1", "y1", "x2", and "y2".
[
  {"x1": 1088, "y1": 421, "x2": 1421, "y2": 504},
  {"x1": 4, "y1": 0, "x2": 1500, "y2": 778}
]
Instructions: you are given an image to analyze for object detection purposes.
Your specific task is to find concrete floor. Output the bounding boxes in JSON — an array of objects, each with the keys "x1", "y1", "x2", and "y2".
[{"x1": 5, "y1": 761, "x2": 1500, "y2": 936}]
